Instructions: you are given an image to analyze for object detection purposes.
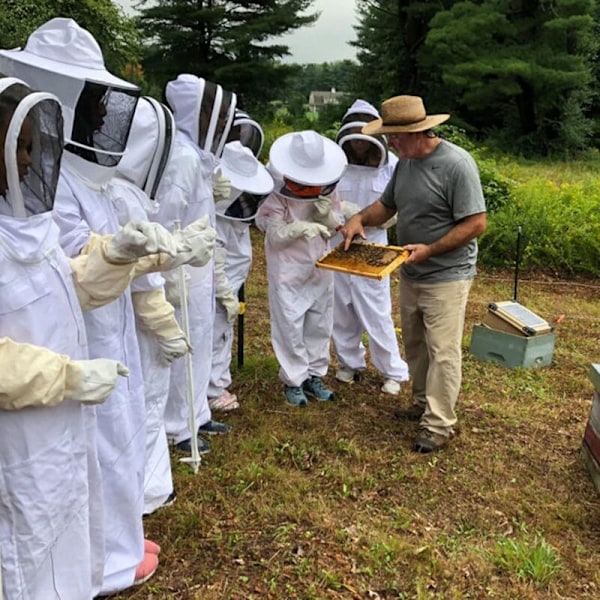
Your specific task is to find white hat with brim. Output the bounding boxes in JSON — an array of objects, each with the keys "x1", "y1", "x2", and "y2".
[
  {"x1": 218, "y1": 141, "x2": 274, "y2": 195},
  {"x1": 0, "y1": 18, "x2": 137, "y2": 91},
  {"x1": 269, "y1": 130, "x2": 347, "y2": 186},
  {"x1": 362, "y1": 95, "x2": 449, "y2": 135}
]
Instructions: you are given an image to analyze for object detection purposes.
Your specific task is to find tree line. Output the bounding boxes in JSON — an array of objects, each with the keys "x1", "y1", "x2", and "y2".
[{"x1": 1, "y1": 0, "x2": 599, "y2": 157}]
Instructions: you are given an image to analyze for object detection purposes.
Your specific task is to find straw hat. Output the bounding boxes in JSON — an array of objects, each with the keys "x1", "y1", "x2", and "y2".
[{"x1": 362, "y1": 95, "x2": 449, "y2": 135}]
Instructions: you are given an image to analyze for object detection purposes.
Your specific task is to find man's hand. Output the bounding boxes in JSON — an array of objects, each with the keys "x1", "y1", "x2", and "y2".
[
  {"x1": 339, "y1": 214, "x2": 367, "y2": 250},
  {"x1": 403, "y1": 243, "x2": 431, "y2": 264}
]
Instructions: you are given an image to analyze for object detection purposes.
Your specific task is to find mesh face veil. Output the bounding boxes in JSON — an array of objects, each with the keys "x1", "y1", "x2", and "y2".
[
  {"x1": 197, "y1": 80, "x2": 237, "y2": 156},
  {"x1": 0, "y1": 79, "x2": 63, "y2": 217},
  {"x1": 335, "y1": 121, "x2": 387, "y2": 168},
  {"x1": 227, "y1": 110, "x2": 264, "y2": 158}
]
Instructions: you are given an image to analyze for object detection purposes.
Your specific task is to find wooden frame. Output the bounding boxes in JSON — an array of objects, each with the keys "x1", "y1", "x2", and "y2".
[{"x1": 315, "y1": 240, "x2": 410, "y2": 280}]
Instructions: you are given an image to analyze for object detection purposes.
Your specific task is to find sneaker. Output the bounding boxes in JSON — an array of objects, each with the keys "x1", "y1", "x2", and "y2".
[
  {"x1": 198, "y1": 419, "x2": 232, "y2": 435},
  {"x1": 208, "y1": 390, "x2": 240, "y2": 412},
  {"x1": 413, "y1": 429, "x2": 449, "y2": 454},
  {"x1": 381, "y1": 379, "x2": 401, "y2": 395},
  {"x1": 133, "y1": 552, "x2": 158, "y2": 586},
  {"x1": 394, "y1": 403, "x2": 425, "y2": 421},
  {"x1": 175, "y1": 435, "x2": 211, "y2": 454},
  {"x1": 144, "y1": 539, "x2": 161, "y2": 555},
  {"x1": 335, "y1": 366, "x2": 359, "y2": 383},
  {"x1": 284, "y1": 385, "x2": 308, "y2": 406},
  {"x1": 302, "y1": 376, "x2": 335, "y2": 401}
]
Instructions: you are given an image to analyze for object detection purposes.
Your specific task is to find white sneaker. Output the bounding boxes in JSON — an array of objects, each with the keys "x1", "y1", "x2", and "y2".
[
  {"x1": 381, "y1": 379, "x2": 401, "y2": 395},
  {"x1": 335, "y1": 366, "x2": 356, "y2": 383}
]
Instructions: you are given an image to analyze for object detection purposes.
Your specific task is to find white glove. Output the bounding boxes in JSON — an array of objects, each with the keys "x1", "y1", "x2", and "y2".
[
  {"x1": 283, "y1": 221, "x2": 331, "y2": 240},
  {"x1": 172, "y1": 216, "x2": 217, "y2": 268},
  {"x1": 164, "y1": 271, "x2": 190, "y2": 308},
  {"x1": 220, "y1": 292, "x2": 241, "y2": 322},
  {"x1": 66, "y1": 358, "x2": 130, "y2": 405},
  {"x1": 379, "y1": 214, "x2": 398, "y2": 230},
  {"x1": 341, "y1": 201, "x2": 361, "y2": 221},
  {"x1": 212, "y1": 168, "x2": 232, "y2": 200},
  {"x1": 158, "y1": 336, "x2": 191, "y2": 364},
  {"x1": 106, "y1": 221, "x2": 180, "y2": 263},
  {"x1": 313, "y1": 196, "x2": 342, "y2": 230}
]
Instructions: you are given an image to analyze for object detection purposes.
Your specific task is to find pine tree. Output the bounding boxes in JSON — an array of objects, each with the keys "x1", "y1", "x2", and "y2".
[{"x1": 137, "y1": 0, "x2": 318, "y2": 108}]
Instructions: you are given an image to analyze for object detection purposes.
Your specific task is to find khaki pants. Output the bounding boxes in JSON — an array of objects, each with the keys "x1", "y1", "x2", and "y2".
[{"x1": 399, "y1": 276, "x2": 472, "y2": 436}]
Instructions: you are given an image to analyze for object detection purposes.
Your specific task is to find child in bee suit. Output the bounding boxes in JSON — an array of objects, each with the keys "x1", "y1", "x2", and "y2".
[
  {"x1": 208, "y1": 140, "x2": 274, "y2": 411},
  {"x1": 108, "y1": 96, "x2": 216, "y2": 514},
  {"x1": 255, "y1": 130, "x2": 348, "y2": 406},
  {"x1": 0, "y1": 18, "x2": 191, "y2": 593},
  {"x1": 0, "y1": 78, "x2": 162, "y2": 600},
  {"x1": 157, "y1": 73, "x2": 237, "y2": 454},
  {"x1": 331, "y1": 99, "x2": 409, "y2": 394}
]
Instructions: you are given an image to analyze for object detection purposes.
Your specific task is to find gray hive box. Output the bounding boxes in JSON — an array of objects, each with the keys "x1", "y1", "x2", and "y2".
[
  {"x1": 582, "y1": 364, "x2": 600, "y2": 495},
  {"x1": 469, "y1": 325, "x2": 555, "y2": 369}
]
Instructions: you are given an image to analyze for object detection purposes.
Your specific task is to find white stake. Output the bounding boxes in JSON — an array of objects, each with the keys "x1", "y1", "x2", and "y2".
[{"x1": 174, "y1": 220, "x2": 201, "y2": 474}]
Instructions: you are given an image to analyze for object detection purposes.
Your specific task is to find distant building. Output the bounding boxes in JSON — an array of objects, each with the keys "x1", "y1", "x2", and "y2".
[{"x1": 308, "y1": 88, "x2": 346, "y2": 113}]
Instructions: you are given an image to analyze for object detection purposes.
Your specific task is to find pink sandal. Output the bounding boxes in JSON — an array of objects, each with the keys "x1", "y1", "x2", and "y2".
[{"x1": 209, "y1": 390, "x2": 240, "y2": 411}]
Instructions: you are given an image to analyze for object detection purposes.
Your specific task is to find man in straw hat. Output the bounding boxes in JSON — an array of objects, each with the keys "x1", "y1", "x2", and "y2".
[{"x1": 341, "y1": 95, "x2": 486, "y2": 453}]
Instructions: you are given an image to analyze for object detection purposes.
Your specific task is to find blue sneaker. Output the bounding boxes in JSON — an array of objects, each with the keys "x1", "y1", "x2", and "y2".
[
  {"x1": 175, "y1": 435, "x2": 211, "y2": 454},
  {"x1": 198, "y1": 420, "x2": 232, "y2": 435},
  {"x1": 284, "y1": 385, "x2": 308, "y2": 406},
  {"x1": 302, "y1": 376, "x2": 335, "y2": 401}
]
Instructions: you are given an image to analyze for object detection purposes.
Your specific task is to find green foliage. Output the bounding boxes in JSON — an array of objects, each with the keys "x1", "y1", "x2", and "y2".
[
  {"x1": 480, "y1": 175, "x2": 600, "y2": 276},
  {"x1": 486, "y1": 532, "x2": 562, "y2": 588}
]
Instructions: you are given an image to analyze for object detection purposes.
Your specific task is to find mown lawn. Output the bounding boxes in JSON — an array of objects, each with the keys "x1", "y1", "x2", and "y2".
[{"x1": 113, "y1": 227, "x2": 600, "y2": 600}]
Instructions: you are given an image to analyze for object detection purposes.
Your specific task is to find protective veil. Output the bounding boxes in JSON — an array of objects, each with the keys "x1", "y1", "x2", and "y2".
[
  {"x1": 208, "y1": 141, "x2": 273, "y2": 404},
  {"x1": 331, "y1": 99, "x2": 409, "y2": 384},
  {"x1": 0, "y1": 18, "x2": 149, "y2": 594},
  {"x1": 255, "y1": 131, "x2": 347, "y2": 387},
  {"x1": 227, "y1": 109, "x2": 264, "y2": 158},
  {"x1": 0, "y1": 80, "x2": 118, "y2": 599},
  {"x1": 109, "y1": 96, "x2": 179, "y2": 515},
  {"x1": 155, "y1": 74, "x2": 235, "y2": 443}
]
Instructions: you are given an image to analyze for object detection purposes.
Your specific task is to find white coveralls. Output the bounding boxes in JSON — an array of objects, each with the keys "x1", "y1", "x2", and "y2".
[
  {"x1": 331, "y1": 159, "x2": 409, "y2": 382},
  {"x1": 109, "y1": 98, "x2": 179, "y2": 515},
  {"x1": 156, "y1": 132, "x2": 216, "y2": 443},
  {"x1": 0, "y1": 212, "x2": 142, "y2": 599},
  {"x1": 53, "y1": 163, "x2": 146, "y2": 594},
  {"x1": 255, "y1": 192, "x2": 342, "y2": 387},
  {"x1": 208, "y1": 216, "x2": 252, "y2": 399}
]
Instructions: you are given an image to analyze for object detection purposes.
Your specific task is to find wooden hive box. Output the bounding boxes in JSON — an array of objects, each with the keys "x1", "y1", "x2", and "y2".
[
  {"x1": 315, "y1": 240, "x2": 410, "y2": 280},
  {"x1": 582, "y1": 364, "x2": 600, "y2": 495}
]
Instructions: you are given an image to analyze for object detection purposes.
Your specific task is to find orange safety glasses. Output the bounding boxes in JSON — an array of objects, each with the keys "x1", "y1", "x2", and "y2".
[{"x1": 282, "y1": 177, "x2": 338, "y2": 199}]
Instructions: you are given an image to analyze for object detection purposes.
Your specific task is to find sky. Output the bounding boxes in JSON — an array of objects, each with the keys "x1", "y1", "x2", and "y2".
[{"x1": 114, "y1": 0, "x2": 358, "y2": 64}]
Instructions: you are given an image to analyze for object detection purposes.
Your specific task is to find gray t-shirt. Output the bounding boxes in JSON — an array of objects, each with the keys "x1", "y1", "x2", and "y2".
[{"x1": 380, "y1": 139, "x2": 486, "y2": 282}]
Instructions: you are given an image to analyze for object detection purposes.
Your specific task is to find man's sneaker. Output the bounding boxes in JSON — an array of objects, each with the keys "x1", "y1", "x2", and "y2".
[
  {"x1": 133, "y1": 552, "x2": 158, "y2": 586},
  {"x1": 413, "y1": 429, "x2": 449, "y2": 453},
  {"x1": 302, "y1": 376, "x2": 335, "y2": 401},
  {"x1": 335, "y1": 366, "x2": 359, "y2": 383},
  {"x1": 208, "y1": 390, "x2": 240, "y2": 412},
  {"x1": 284, "y1": 385, "x2": 308, "y2": 406},
  {"x1": 394, "y1": 403, "x2": 425, "y2": 421},
  {"x1": 381, "y1": 379, "x2": 401, "y2": 395},
  {"x1": 198, "y1": 420, "x2": 232, "y2": 435},
  {"x1": 175, "y1": 435, "x2": 211, "y2": 454}
]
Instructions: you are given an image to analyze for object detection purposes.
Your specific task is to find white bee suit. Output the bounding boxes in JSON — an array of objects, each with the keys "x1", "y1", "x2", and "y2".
[
  {"x1": 208, "y1": 216, "x2": 252, "y2": 399},
  {"x1": 53, "y1": 167, "x2": 146, "y2": 594},
  {"x1": 0, "y1": 213, "x2": 95, "y2": 600},
  {"x1": 156, "y1": 133, "x2": 215, "y2": 442},
  {"x1": 331, "y1": 157, "x2": 408, "y2": 382},
  {"x1": 255, "y1": 192, "x2": 339, "y2": 387},
  {"x1": 110, "y1": 97, "x2": 176, "y2": 515}
]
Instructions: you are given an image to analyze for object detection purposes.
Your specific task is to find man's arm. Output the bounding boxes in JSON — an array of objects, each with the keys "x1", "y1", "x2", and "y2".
[
  {"x1": 404, "y1": 212, "x2": 486, "y2": 264},
  {"x1": 341, "y1": 199, "x2": 396, "y2": 250}
]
